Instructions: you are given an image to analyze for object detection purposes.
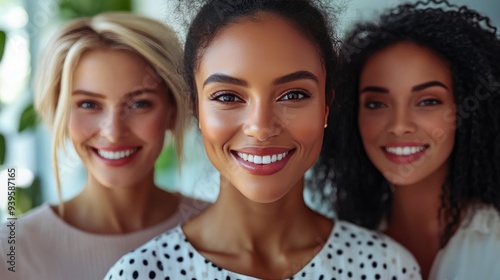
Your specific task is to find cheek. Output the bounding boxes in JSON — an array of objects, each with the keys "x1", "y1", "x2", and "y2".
[
  {"x1": 427, "y1": 117, "x2": 456, "y2": 152},
  {"x1": 358, "y1": 113, "x2": 383, "y2": 143},
  {"x1": 69, "y1": 111, "x2": 94, "y2": 144},
  {"x1": 289, "y1": 111, "x2": 324, "y2": 145},
  {"x1": 199, "y1": 105, "x2": 241, "y2": 147},
  {"x1": 134, "y1": 114, "x2": 168, "y2": 142}
]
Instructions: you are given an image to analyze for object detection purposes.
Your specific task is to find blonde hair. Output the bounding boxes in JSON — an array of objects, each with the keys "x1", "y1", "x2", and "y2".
[{"x1": 34, "y1": 13, "x2": 189, "y2": 216}]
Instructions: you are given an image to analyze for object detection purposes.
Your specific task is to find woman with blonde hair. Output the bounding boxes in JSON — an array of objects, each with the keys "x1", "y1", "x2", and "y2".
[{"x1": 0, "y1": 12, "x2": 206, "y2": 280}]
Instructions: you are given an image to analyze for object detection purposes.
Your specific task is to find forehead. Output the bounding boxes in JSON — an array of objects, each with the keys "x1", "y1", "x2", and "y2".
[
  {"x1": 360, "y1": 42, "x2": 452, "y2": 87},
  {"x1": 73, "y1": 49, "x2": 160, "y2": 93},
  {"x1": 196, "y1": 14, "x2": 324, "y2": 83}
]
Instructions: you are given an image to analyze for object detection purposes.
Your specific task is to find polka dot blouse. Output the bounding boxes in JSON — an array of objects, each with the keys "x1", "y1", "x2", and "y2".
[{"x1": 105, "y1": 220, "x2": 421, "y2": 280}]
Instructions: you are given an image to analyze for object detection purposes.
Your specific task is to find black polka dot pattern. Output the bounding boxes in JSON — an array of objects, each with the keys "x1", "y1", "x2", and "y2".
[{"x1": 104, "y1": 220, "x2": 421, "y2": 279}]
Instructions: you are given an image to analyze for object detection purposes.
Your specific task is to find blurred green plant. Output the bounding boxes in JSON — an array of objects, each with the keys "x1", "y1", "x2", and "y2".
[
  {"x1": 59, "y1": 0, "x2": 132, "y2": 19},
  {"x1": 0, "y1": 30, "x2": 5, "y2": 61},
  {"x1": 18, "y1": 103, "x2": 38, "y2": 132},
  {"x1": 0, "y1": 134, "x2": 5, "y2": 165},
  {"x1": 14, "y1": 177, "x2": 42, "y2": 216},
  {"x1": 155, "y1": 143, "x2": 177, "y2": 172}
]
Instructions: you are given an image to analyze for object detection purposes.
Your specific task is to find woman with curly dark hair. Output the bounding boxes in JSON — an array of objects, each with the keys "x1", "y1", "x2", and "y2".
[{"x1": 313, "y1": 0, "x2": 500, "y2": 279}]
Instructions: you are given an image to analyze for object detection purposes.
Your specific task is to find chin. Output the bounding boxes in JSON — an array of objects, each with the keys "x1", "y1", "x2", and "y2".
[{"x1": 240, "y1": 187, "x2": 291, "y2": 204}]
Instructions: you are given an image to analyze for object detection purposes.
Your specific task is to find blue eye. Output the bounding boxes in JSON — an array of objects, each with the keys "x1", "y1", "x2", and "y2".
[
  {"x1": 364, "y1": 101, "x2": 386, "y2": 109},
  {"x1": 78, "y1": 101, "x2": 99, "y2": 109},
  {"x1": 280, "y1": 90, "x2": 309, "y2": 101},
  {"x1": 418, "y1": 99, "x2": 442, "y2": 106},
  {"x1": 130, "y1": 100, "x2": 152, "y2": 109}
]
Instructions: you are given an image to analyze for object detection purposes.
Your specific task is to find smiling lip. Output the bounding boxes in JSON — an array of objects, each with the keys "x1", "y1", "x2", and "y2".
[
  {"x1": 382, "y1": 143, "x2": 429, "y2": 164},
  {"x1": 231, "y1": 147, "x2": 295, "y2": 176},
  {"x1": 90, "y1": 146, "x2": 141, "y2": 167}
]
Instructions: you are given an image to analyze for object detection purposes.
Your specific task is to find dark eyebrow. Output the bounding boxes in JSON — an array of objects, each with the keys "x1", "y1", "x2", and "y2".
[
  {"x1": 360, "y1": 81, "x2": 449, "y2": 94},
  {"x1": 412, "y1": 81, "x2": 448, "y2": 92},
  {"x1": 272, "y1": 71, "x2": 319, "y2": 85},
  {"x1": 203, "y1": 70, "x2": 319, "y2": 88},
  {"x1": 359, "y1": 86, "x2": 389, "y2": 94},
  {"x1": 203, "y1": 74, "x2": 248, "y2": 88}
]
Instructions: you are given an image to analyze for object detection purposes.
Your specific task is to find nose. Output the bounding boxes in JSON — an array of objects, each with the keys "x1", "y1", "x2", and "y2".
[
  {"x1": 386, "y1": 107, "x2": 417, "y2": 136},
  {"x1": 242, "y1": 102, "x2": 282, "y2": 142},
  {"x1": 99, "y1": 108, "x2": 129, "y2": 143}
]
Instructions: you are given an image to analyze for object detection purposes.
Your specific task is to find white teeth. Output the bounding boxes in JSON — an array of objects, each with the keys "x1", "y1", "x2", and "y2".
[
  {"x1": 97, "y1": 148, "x2": 138, "y2": 160},
  {"x1": 385, "y1": 146, "x2": 425, "y2": 156},
  {"x1": 262, "y1": 155, "x2": 271, "y2": 164},
  {"x1": 254, "y1": 156, "x2": 262, "y2": 164},
  {"x1": 237, "y1": 151, "x2": 289, "y2": 165}
]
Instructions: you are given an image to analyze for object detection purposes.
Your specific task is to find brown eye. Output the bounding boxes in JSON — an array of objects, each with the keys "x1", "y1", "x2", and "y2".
[
  {"x1": 417, "y1": 99, "x2": 442, "y2": 106},
  {"x1": 210, "y1": 92, "x2": 244, "y2": 103},
  {"x1": 280, "y1": 90, "x2": 309, "y2": 101}
]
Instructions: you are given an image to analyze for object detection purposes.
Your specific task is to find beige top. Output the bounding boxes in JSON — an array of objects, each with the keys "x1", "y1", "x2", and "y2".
[{"x1": 0, "y1": 195, "x2": 208, "y2": 280}]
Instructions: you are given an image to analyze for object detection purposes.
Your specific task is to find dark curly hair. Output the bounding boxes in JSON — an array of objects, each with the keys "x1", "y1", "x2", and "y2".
[
  {"x1": 177, "y1": 0, "x2": 340, "y2": 118},
  {"x1": 311, "y1": 0, "x2": 500, "y2": 246}
]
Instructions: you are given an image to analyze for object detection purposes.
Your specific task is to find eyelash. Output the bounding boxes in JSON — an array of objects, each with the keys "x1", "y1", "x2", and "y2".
[
  {"x1": 279, "y1": 89, "x2": 310, "y2": 101},
  {"x1": 363, "y1": 101, "x2": 386, "y2": 109},
  {"x1": 363, "y1": 98, "x2": 443, "y2": 109},
  {"x1": 209, "y1": 89, "x2": 310, "y2": 104},
  {"x1": 417, "y1": 99, "x2": 442, "y2": 106},
  {"x1": 209, "y1": 92, "x2": 244, "y2": 104},
  {"x1": 128, "y1": 100, "x2": 152, "y2": 109},
  {"x1": 77, "y1": 101, "x2": 99, "y2": 109},
  {"x1": 77, "y1": 100, "x2": 153, "y2": 110}
]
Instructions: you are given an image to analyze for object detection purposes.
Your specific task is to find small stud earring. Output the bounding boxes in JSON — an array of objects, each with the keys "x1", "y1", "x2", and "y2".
[{"x1": 324, "y1": 123, "x2": 328, "y2": 128}]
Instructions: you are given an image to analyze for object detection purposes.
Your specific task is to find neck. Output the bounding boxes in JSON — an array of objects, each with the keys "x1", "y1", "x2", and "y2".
[
  {"x1": 389, "y1": 181, "x2": 443, "y2": 237},
  {"x1": 60, "y1": 170, "x2": 179, "y2": 234},
  {"x1": 386, "y1": 162, "x2": 449, "y2": 278},
  {"x1": 192, "y1": 175, "x2": 331, "y2": 253},
  {"x1": 182, "y1": 175, "x2": 332, "y2": 279}
]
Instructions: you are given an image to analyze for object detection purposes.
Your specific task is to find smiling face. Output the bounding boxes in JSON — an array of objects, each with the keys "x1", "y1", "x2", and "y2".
[
  {"x1": 358, "y1": 41, "x2": 456, "y2": 187},
  {"x1": 69, "y1": 49, "x2": 174, "y2": 189},
  {"x1": 195, "y1": 14, "x2": 328, "y2": 203}
]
